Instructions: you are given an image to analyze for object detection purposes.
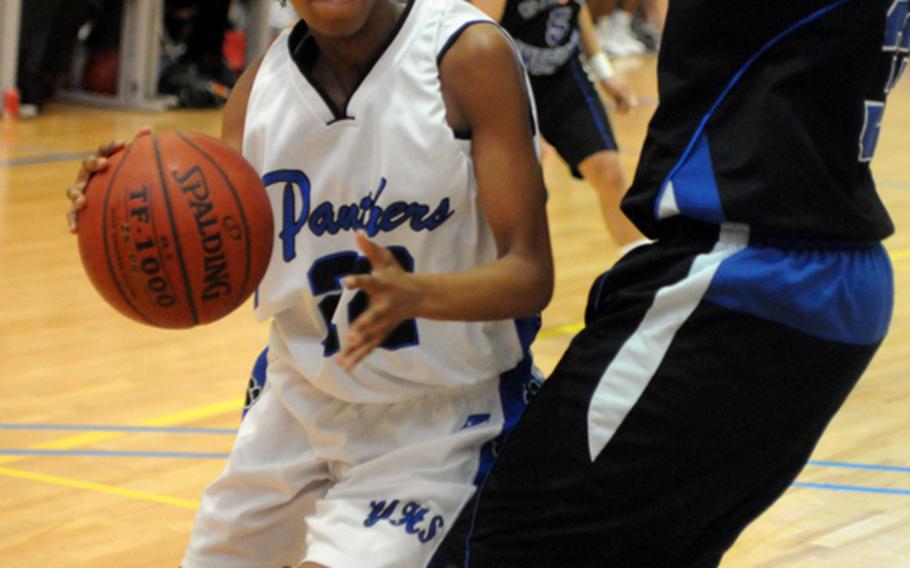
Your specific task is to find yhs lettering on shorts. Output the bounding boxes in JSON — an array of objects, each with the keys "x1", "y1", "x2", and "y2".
[{"x1": 364, "y1": 499, "x2": 445, "y2": 544}]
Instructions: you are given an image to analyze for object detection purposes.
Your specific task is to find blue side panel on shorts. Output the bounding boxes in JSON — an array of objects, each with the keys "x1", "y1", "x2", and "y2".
[
  {"x1": 705, "y1": 244, "x2": 893, "y2": 345},
  {"x1": 428, "y1": 317, "x2": 542, "y2": 568},
  {"x1": 514, "y1": 314, "x2": 541, "y2": 359},
  {"x1": 472, "y1": 315, "x2": 541, "y2": 485},
  {"x1": 666, "y1": 134, "x2": 725, "y2": 224},
  {"x1": 242, "y1": 347, "x2": 270, "y2": 418},
  {"x1": 252, "y1": 347, "x2": 269, "y2": 388}
]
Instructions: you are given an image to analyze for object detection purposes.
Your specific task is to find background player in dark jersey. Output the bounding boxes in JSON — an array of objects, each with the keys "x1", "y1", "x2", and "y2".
[
  {"x1": 473, "y1": 0, "x2": 645, "y2": 249},
  {"x1": 448, "y1": 0, "x2": 905, "y2": 566}
]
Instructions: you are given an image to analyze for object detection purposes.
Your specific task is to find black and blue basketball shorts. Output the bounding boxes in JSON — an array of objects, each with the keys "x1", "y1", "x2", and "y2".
[
  {"x1": 530, "y1": 56, "x2": 619, "y2": 179},
  {"x1": 448, "y1": 221, "x2": 893, "y2": 567}
]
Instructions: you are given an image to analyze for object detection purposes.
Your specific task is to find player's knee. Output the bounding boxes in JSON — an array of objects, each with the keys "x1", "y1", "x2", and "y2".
[{"x1": 581, "y1": 151, "x2": 625, "y2": 192}]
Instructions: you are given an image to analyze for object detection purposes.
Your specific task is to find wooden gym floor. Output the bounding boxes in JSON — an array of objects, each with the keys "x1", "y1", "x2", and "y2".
[{"x1": 1, "y1": 55, "x2": 909, "y2": 567}]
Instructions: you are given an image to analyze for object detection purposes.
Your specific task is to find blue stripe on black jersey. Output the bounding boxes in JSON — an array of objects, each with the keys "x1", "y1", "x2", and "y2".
[
  {"x1": 652, "y1": 0, "x2": 857, "y2": 224},
  {"x1": 662, "y1": 134, "x2": 724, "y2": 224}
]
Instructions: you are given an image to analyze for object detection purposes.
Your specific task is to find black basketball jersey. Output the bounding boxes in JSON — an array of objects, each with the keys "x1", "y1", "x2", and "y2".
[
  {"x1": 622, "y1": 0, "x2": 906, "y2": 241},
  {"x1": 500, "y1": 0, "x2": 583, "y2": 76}
]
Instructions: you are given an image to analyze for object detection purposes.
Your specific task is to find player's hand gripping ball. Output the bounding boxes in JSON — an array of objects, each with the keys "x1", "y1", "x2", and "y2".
[{"x1": 75, "y1": 131, "x2": 273, "y2": 328}]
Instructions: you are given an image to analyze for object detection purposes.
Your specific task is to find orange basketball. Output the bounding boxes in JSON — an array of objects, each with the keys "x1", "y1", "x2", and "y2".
[{"x1": 77, "y1": 131, "x2": 273, "y2": 329}]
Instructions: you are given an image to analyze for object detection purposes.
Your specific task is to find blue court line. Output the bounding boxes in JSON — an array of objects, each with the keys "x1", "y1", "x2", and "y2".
[
  {"x1": 0, "y1": 423, "x2": 236, "y2": 435},
  {"x1": 3, "y1": 425, "x2": 910, "y2": 474},
  {"x1": 808, "y1": 460, "x2": 910, "y2": 474},
  {"x1": 0, "y1": 449, "x2": 229, "y2": 459},
  {"x1": 791, "y1": 481, "x2": 910, "y2": 496},
  {"x1": 0, "y1": 151, "x2": 92, "y2": 168},
  {"x1": 2, "y1": 448, "x2": 908, "y2": 496},
  {"x1": 0, "y1": 141, "x2": 72, "y2": 154}
]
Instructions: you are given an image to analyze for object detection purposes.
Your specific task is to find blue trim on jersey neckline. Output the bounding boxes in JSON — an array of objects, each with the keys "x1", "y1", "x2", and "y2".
[{"x1": 653, "y1": 0, "x2": 858, "y2": 222}]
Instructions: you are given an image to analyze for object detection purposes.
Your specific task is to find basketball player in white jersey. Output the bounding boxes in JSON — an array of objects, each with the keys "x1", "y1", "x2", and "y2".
[{"x1": 65, "y1": 0, "x2": 553, "y2": 565}]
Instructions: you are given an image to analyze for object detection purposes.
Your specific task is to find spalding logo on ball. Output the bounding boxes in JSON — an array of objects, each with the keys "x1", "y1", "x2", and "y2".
[{"x1": 77, "y1": 131, "x2": 273, "y2": 329}]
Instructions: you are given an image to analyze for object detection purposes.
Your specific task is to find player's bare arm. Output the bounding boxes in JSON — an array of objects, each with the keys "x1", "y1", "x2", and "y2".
[
  {"x1": 578, "y1": 3, "x2": 636, "y2": 113},
  {"x1": 221, "y1": 54, "x2": 265, "y2": 152},
  {"x1": 337, "y1": 24, "x2": 554, "y2": 371}
]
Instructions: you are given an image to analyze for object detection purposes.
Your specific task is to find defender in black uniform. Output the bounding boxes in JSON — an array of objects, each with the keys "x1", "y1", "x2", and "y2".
[
  {"x1": 473, "y1": 0, "x2": 643, "y2": 247},
  {"x1": 453, "y1": 0, "x2": 905, "y2": 565}
]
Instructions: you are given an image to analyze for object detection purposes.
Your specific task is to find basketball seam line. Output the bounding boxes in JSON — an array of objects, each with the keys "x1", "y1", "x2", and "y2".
[
  {"x1": 100, "y1": 142, "x2": 154, "y2": 325},
  {"x1": 176, "y1": 132, "x2": 254, "y2": 315},
  {"x1": 152, "y1": 135, "x2": 201, "y2": 325}
]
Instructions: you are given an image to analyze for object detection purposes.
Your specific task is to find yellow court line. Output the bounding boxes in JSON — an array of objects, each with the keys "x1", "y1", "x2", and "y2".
[
  {"x1": 0, "y1": 398, "x2": 243, "y2": 508},
  {"x1": 539, "y1": 321, "x2": 584, "y2": 339},
  {"x1": 0, "y1": 466, "x2": 199, "y2": 509},
  {"x1": 139, "y1": 397, "x2": 246, "y2": 426}
]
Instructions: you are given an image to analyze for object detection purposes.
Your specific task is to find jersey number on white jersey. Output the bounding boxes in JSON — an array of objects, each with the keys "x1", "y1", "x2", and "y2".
[{"x1": 309, "y1": 247, "x2": 420, "y2": 356}]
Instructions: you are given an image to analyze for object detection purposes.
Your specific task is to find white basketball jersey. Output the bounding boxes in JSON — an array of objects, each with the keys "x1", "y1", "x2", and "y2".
[{"x1": 243, "y1": 0, "x2": 531, "y2": 403}]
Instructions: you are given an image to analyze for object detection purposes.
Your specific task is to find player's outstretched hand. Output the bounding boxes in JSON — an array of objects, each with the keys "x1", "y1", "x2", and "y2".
[
  {"x1": 66, "y1": 127, "x2": 152, "y2": 233},
  {"x1": 336, "y1": 231, "x2": 422, "y2": 373},
  {"x1": 600, "y1": 77, "x2": 638, "y2": 114}
]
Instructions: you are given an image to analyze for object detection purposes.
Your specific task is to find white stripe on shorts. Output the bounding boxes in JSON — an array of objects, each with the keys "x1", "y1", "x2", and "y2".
[{"x1": 586, "y1": 223, "x2": 750, "y2": 461}]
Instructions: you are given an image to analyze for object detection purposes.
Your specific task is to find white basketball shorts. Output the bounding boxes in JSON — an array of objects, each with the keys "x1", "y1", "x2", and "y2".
[{"x1": 181, "y1": 346, "x2": 514, "y2": 568}]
